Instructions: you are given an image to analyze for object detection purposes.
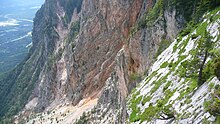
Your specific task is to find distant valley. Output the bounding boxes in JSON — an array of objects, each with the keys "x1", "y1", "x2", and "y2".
[{"x1": 0, "y1": 0, "x2": 44, "y2": 74}]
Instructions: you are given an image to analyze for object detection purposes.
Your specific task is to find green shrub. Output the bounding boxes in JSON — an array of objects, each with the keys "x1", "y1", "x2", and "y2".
[
  {"x1": 138, "y1": 0, "x2": 164, "y2": 28},
  {"x1": 160, "y1": 62, "x2": 169, "y2": 68},
  {"x1": 129, "y1": 94, "x2": 142, "y2": 122},
  {"x1": 70, "y1": 21, "x2": 80, "y2": 39},
  {"x1": 142, "y1": 96, "x2": 152, "y2": 105},
  {"x1": 213, "y1": 57, "x2": 220, "y2": 80},
  {"x1": 130, "y1": 73, "x2": 142, "y2": 81},
  {"x1": 204, "y1": 85, "x2": 220, "y2": 115}
]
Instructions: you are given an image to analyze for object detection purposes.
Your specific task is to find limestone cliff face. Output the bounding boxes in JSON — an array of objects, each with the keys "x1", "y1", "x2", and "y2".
[
  {"x1": 0, "y1": 0, "x2": 186, "y2": 123},
  {"x1": 127, "y1": 8, "x2": 220, "y2": 123}
]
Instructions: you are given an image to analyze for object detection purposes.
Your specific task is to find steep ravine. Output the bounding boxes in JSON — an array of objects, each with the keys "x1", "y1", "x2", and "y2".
[{"x1": 0, "y1": 0, "x2": 219, "y2": 124}]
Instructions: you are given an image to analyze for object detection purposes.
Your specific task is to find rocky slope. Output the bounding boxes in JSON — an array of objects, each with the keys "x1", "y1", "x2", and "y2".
[
  {"x1": 0, "y1": 0, "x2": 219, "y2": 124},
  {"x1": 128, "y1": 8, "x2": 220, "y2": 123}
]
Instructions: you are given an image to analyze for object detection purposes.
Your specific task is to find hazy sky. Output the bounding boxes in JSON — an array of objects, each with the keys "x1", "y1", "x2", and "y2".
[{"x1": 0, "y1": 0, "x2": 45, "y2": 7}]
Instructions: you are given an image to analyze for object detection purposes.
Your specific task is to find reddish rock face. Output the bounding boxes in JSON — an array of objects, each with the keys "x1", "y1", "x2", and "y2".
[
  {"x1": 68, "y1": 0, "x2": 144, "y2": 104},
  {"x1": 12, "y1": 0, "x2": 184, "y2": 123}
]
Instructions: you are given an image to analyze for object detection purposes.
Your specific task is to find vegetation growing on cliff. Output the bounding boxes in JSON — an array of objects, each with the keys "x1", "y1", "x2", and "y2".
[
  {"x1": 128, "y1": 6, "x2": 220, "y2": 123},
  {"x1": 0, "y1": 47, "x2": 44, "y2": 122},
  {"x1": 204, "y1": 84, "x2": 220, "y2": 115},
  {"x1": 138, "y1": 0, "x2": 220, "y2": 29}
]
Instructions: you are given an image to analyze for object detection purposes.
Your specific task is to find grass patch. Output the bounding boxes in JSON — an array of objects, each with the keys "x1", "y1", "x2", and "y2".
[
  {"x1": 142, "y1": 96, "x2": 152, "y2": 106},
  {"x1": 160, "y1": 62, "x2": 169, "y2": 68}
]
